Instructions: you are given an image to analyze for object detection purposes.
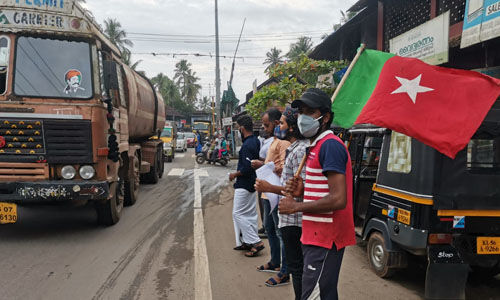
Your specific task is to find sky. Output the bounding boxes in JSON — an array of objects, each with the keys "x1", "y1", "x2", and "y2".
[{"x1": 83, "y1": 0, "x2": 357, "y2": 105}]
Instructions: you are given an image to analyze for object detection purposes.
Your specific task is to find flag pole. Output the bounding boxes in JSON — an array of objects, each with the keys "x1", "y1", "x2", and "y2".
[
  {"x1": 292, "y1": 44, "x2": 367, "y2": 179},
  {"x1": 331, "y1": 43, "x2": 366, "y2": 103}
]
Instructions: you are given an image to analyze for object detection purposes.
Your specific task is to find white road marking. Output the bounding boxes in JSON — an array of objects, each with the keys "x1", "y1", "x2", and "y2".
[
  {"x1": 193, "y1": 164, "x2": 212, "y2": 300},
  {"x1": 167, "y1": 168, "x2": 185, "y2": 176},
  {"x1": 194, "y1": 169, "x2": 209, "y2": 178},
  {"x1": 176, "y1": 154, "x2": 186, "y2": 158}
]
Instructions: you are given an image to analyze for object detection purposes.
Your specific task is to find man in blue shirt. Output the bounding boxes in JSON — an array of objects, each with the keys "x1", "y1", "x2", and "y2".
[{"x1": 229, "y1": 115, "x2": 265, "y2": 256}]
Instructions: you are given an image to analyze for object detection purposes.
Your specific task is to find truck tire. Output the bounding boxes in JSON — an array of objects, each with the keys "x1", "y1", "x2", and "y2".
[
  {"x1": 142, "y1": 147, "x2": 162, "y2": 184},
  {"x1": 96, "y1": 181, "x2": 124, "y2": 226},
  {"x1": 470, "y1": 265, "x2": 500, "y2": 279},
  {"x1": 124, "y1": 152, "x2": 140, "y2": 206},
  {"x1": 367, "y1": 232, "x2": 396, "y2": 278},
  {"x1": 158, "y1": 147, "x2": 165, "y2": 179}
]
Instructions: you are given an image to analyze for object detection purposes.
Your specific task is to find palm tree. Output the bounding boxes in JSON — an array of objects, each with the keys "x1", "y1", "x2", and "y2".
[
  {"x1": 173, "y1": 60, "x2": 201, "y2": 106},
  {"x1": 263, "y1": 47, "x2": 284, "y2": 73},
  {"x1": 197, "y1": 96, "x2": 211, "y2": 112},
  {"x1": 286, "y1": 36, "x2": 314, "y2": 62},
  {"x1": 104, "y1": 18, "x2": 133, "y2": 54},
  {"x1": 151, "y1": 73, "x2": 181, "y2": 107},
  {"x1": 121, "y1": 50, "x2": 142, "y2": 70}
]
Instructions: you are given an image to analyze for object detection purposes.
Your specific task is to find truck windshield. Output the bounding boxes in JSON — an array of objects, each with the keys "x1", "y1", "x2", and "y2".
[
  {"x1": 14, "y1": 37, "x2": 92, "y2": 99},
  {"x1": 194, "y1": 123, "x2": 209, "y2": 130}
]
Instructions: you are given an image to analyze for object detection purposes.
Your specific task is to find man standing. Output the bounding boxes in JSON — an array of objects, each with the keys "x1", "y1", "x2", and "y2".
[
  {"x1": 229, "y1": 115, "x2": 265, "y2": 255},
  {"x1": 280, "y1": 88, "x2": 356, "y2": 300},
  {"x1": 252, "y1": 108, "x2": 291, "y2": 283}
]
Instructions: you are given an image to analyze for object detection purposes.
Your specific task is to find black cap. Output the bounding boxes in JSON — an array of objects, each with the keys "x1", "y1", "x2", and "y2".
[{"x1": 291, "y1": 88, "x2": 332, "y2": 112}]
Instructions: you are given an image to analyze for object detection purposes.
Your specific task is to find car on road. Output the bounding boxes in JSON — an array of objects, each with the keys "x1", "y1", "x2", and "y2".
[
  {"x1": 176, "y1": 133, "x2": 188, "y2": 152},
  {"x1": 184, "y1": 132, "x2": 197, "y2": 148}
]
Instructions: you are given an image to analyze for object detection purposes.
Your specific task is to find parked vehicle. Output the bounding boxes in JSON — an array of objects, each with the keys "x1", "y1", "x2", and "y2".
[
  {"x1": 195, "y1": 142, "x2": 229, "y2": 166},
  {"x1": 345, "y1": 114, "x2": 500, "y2": 299},
  {"x1": 0, "y1": 0, "x2": 165, "y2": 226},
  {"x1": 176, "y1": 133, "x2": 187, "y2": 152},
  {"x1": 184, "y1": 132, "x2": 197, "y2": 148},
  {"x1": 161, "y1": 122, "x2": 177, "y2": 162}
]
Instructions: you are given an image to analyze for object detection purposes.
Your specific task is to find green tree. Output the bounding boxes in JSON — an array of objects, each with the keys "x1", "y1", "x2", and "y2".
[
  {"x1": 121, "y1": 50, "x2": 142, "y2": 70},
  {"x1": 286, "y1": 36, "x2": 313, "y2": 62},
  {"x1": 197, "y1": 96, "x2": 212, "y2": 112},
  {"x1": 104, "y1": 18, "x2": 133, "y2": 54},
  {"x1": 173, "y1": 59, "x2": 201, "y2": 106},
  {"x1": 263, "y1": 47, "x2": 284, "y2": 73}
]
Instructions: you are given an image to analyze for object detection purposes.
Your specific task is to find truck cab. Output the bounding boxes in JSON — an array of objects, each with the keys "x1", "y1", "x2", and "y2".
[{"x1": 0, "y1": 0, "x2": 165, "y2": 226}]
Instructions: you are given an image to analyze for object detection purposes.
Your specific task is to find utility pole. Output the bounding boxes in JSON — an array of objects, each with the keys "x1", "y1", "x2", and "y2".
[{"x1": 215, "y1": 0, "x2": 221, "y2": 131}]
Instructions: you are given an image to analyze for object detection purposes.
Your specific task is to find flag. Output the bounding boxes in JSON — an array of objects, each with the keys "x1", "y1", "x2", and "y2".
[{"x1": 333, "y1": 49, "x2": 500, "y2": 158}]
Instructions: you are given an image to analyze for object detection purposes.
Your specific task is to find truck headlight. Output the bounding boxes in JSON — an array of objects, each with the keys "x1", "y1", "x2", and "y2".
[
  {"x1": 61, "y1": 165, "x2": 76, "y2": 180},
  {"x1": 79, "y1": 165, "x2": 95, "y2": 180}
]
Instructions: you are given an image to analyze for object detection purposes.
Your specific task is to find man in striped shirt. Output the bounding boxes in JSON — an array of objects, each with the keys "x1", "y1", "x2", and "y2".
[{"x1": 280, "y1": 88, "x2": 355, "y2": 300}]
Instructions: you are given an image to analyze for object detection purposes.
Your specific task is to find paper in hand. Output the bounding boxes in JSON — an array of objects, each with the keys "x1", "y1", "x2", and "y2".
[{"x1": 256, "y1": 162, "x2": 281, "y2": 213}]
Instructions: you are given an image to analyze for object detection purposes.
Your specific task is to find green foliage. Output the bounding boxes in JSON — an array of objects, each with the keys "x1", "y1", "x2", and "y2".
[{"x1": 247, "y1": 55, "x2": 347, "y2": 119}]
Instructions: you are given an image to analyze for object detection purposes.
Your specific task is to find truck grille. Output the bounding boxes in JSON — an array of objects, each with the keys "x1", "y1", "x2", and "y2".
[
  {"x1": 0, "y1": 118, "x2": 92, "y2": 164},
  {"x1": 44, "y1": 120, "x2": 92, "y2": 164},
  {"x1": 0, "y1": 162, "x2": 49, "y2": 181}
]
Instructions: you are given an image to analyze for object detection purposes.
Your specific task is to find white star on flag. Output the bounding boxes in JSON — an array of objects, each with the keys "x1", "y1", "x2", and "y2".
[{"x1": 391, "y1": 74, "x2": 434, "y2": 103}]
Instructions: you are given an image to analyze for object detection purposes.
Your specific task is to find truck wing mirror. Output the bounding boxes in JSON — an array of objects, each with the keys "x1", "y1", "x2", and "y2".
[{"x1": 103, "y1": 60, "x2": 119, "y2": 92}]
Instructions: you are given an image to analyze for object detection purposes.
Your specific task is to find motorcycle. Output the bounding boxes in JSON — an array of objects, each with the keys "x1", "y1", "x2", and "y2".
[{"x1": 196, "y1": 142, "x2": 229, "y2": 166}]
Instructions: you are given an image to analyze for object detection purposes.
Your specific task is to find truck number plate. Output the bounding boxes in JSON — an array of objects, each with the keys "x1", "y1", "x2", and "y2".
[
  {"x1": 477, "y1": 237, "x2": 500, "y2": 255},
  {"x1": 0, "y1": 202, "x2": 17, "y2": 224},
  {"x1": 397, "y1": 208, "x2": 411, "y2": 225}
]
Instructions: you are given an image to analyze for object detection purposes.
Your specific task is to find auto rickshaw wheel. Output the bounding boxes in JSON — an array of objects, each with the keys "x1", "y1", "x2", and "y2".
[{"x1": 367, "y1": 232, "x2": 395, "y2": 278}]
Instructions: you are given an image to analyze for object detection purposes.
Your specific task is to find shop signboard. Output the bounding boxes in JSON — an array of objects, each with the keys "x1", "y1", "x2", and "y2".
[
  {"x1": 390, "y1": 11, "x2": 450, "y2": 65},
  {"x1": 461, "y1": 0, "x2": 500, "y2": 48},
  {"x1": 223, "y1": 117, "x2": 232, "y2": 126}
]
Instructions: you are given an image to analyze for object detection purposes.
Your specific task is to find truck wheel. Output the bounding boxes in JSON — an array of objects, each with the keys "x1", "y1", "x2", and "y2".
[
  {"x1": 124, "y1": 153, "x2": 140, "y2": 206},
  {"x1": 158, "y1": 147, "x2": 165, "y2": 179},
  {"x1": 96, "y1": 181, "x2": 124, "y2": 226},
  {"x1": 367, "y1": 232, "x2": 395, "y2": 278},
  {"x1": 142, "y1": 148, "x2": 161, "y2": 184}
]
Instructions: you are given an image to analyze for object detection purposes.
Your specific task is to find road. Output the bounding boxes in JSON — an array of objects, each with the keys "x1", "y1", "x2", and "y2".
[{"x1": 0, "y1": 148, "x2": 498, "y2": 299}]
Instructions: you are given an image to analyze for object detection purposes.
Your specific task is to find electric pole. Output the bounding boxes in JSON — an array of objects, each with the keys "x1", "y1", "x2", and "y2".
[{"x1": 215, "y1": 0, "x2": 221, "y2": 131}]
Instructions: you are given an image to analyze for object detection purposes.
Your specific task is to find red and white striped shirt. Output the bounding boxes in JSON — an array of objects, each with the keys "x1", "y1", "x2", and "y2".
[{"x1": 301, "y1": 131, "x2": 356, "y2": 250}]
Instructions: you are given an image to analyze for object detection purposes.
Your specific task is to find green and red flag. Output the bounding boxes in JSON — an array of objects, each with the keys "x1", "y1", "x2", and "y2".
[{"x1": 333, "y1": 49, "x2": 500, "y2": 158}]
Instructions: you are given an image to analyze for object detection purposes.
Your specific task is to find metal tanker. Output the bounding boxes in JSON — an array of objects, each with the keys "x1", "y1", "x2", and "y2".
[{"x1": 0, "y1": 0, "x2": 166, "y2": 226}]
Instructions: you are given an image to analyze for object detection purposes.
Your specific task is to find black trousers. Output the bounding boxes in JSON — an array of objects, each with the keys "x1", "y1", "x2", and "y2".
[
  {"x1": 281, "y1": 226, "x2": 303, "y2": 300},
  {"x1": 301, "y1": 243, "x2": 345, "y2": 300}
]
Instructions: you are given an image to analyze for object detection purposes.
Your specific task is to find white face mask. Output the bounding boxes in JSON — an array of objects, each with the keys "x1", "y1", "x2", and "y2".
[{"x1": 298, "y1": 114, "x2": 323, "y2": 138}]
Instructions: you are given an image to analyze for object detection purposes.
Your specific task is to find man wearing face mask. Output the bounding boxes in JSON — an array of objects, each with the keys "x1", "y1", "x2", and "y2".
[
  {"x1": 229, "y1": 115, "x2": 264, "y2": 256},
  {"x1": 251, "y1": 108, "x2": 291, "y2": 279},
  {"x1": 280, "y1": 88, "x2": 355, "y2": 300}
]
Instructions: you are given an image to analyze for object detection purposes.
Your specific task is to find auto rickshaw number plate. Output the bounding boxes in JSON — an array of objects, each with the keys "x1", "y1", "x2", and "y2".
[
  {"x1": 0, "y1": 202, "x2": 17, "y2": 224},
  {"x1": 397, "y1": 208, "x2": 411, "y2": 225},
  {"x1": 477, "y1": 237, "x2": 500, "y2": 254}
]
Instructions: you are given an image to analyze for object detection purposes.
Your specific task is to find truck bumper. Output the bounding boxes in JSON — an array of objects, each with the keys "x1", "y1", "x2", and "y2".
[{"x1": 0, "y1": 181, "x2": 109, "y2": 204}]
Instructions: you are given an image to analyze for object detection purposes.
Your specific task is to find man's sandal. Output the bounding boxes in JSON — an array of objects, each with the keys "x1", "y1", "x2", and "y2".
[
  {"x1": 233, "y1": 243, "x2": 252, "y2": 251},
  {"x1": 265, "y1": 272, "x2": 290, "y2": 287},
  {"x1": 244, "y1": 242, "x2": 265, "y2": 257},
  {"x1": 256, "y1": 262, "x2": 280, "y2": 273}
]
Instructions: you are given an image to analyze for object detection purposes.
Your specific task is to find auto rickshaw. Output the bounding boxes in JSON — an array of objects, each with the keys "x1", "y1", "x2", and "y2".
[{"x1": 345, "y1": 100, "x2": 500, "y2": 299}]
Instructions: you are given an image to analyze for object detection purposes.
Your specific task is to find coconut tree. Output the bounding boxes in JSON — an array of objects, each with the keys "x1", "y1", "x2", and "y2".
[
  {"x1": 263, "y1": 47, "x2": 284, "y2": 73},
  {"x1": 121, "y1": 50, "x2": 142, "y2": 70},
  {"x1": 104, "y1": 18, "x2": 133, "y2": 54},
  {"x1": 286, "y1": 36, "x2": 313, "y2": 62},
  {"x1": 173, "y1": 60, "x2": 201, "y2": 106}
]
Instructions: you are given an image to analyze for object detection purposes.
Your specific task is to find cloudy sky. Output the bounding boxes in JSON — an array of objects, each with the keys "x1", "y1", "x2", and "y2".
[{"x1": 83, "y1": 0, "x2": 357, "y2": 104}]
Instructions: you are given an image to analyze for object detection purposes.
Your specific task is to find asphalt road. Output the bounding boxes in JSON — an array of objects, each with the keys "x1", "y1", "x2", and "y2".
[{"x1": 0, "y1": 148, "x2": 498, "y2": 299}]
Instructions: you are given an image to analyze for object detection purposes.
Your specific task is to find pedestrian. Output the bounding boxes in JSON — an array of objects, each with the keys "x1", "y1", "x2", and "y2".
[
  {"x1": 255, "y1": 106, "x2": 308, "y2": 296},
  {"x1": 280, "y1": 88, "x2": 356, "y2": 300},
  {"x1": 195, "y1": 130, "x2": 203, "y2": 154},
  {"x1": 257, "y1": 129, "x2": 273, "y2": 237},
  {"x1": 229, "y1": 115, "x2": 265, "y2": 256},
  {"x1": 251, "y1": 108, "x2": 291, "y2": 284}
]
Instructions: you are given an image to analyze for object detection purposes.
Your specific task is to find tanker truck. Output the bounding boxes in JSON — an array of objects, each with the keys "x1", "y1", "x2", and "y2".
[{"x1": 0, "y1": 0, "x2": 165, "y2": 226}]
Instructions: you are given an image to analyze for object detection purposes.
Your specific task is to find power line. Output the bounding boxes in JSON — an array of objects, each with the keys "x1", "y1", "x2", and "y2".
[
  {"x1": 132, "y1": 52, "x2": 266, "y2": 59},
  {"x1": 127, "y1": 29, "x2": 332, "y2": 38}
]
